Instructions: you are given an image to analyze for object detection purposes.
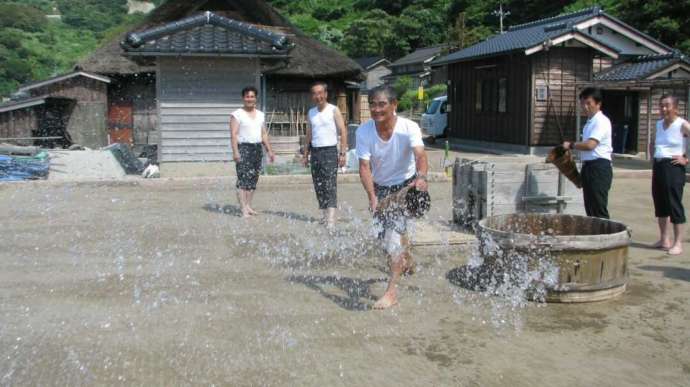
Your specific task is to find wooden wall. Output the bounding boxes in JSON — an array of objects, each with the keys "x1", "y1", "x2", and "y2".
[
  {"x1": 158, "y1": 57, "x2": 259, "y2": 162},
  {"x1": 108, "y1": 74, "x2": 157, "y2": 146},
  {"x1": 531, "y1": 48, "x2": 593, "y2": 146},
  {"x1": 447, "y1": 53, "x2": 531, "y2": 145},
  {"x1": 0, "y1": 107, "x2": 40, "y2": 143},
  {"x1": 28, "y1": 77, "x2": 108, "y2": 148},
  {"x1": 639, "y1": 86, "x2": 688, "y2": 155}
]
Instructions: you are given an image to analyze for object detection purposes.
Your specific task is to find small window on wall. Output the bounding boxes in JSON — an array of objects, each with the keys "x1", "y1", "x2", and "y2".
[
  {"x1": 476, "y1": 78, "x2": 508, "y2": 113},
  {"x1": 498, "y1": 78, "x2": 507, "y2": 113},
  {"x1": 536, "y1": 85, "x2": 548, "y2": 101},
  {"x1": 475, "y1": 81, "x2": 482, "y2": 111}
]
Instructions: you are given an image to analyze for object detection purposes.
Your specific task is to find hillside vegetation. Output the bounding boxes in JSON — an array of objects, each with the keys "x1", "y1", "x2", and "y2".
[{"x1": 1, "y1": 0, "x2": 688, "y2": 97}]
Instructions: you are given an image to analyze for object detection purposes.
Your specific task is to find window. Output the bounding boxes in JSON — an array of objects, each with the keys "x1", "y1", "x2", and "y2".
[
  {"x1": 498, "y1": 78, "x2": 507, "y2": 113},
  {"x1": 536, "y1": 85, "x2": 548, "y2": 101},
  {"x1": 440, "y1": 102, "x2": 448, "y2": 114},
  {"x1": 476, "y1": 77, "x2": 508, "y2": 113}
]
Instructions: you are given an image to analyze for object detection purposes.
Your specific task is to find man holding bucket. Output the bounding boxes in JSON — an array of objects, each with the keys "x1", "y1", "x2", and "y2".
[
  {"x1": 356, "y1": 85, "x2": 429, "y2": 309},
  {"x1": 563, "y1": 87, "x2": 613, "y2": 219}
]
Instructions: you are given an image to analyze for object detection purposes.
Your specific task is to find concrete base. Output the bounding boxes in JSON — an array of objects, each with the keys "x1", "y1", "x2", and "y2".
[
  {"x1": 447, "y1": 138, "x2": 553, "y2": 157},
  {"x1": 160, "y1": 161, "x2": 236, "y2": 178}
]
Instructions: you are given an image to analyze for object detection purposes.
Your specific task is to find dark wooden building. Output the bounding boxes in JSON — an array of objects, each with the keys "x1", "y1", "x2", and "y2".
[
  {"x1": 434, "y1": 6, "x2": 688, "y2": 156},
  {"x1": 73, "y1": 0, "x2": 362, "y2": 163},
  {"x1": 0, "y1": 72, "x2": 110, "y2": 148}
]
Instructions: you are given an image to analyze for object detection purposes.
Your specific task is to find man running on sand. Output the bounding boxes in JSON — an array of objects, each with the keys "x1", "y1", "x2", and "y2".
[{"x1": 356, "y1": 85, "x2": 429, "y2": 309}]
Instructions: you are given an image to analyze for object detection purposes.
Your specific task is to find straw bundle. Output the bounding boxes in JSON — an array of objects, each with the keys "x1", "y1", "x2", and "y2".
[
  {"x1": 376, "y1": 186, "x2": 431, "y2": 219},
  {"x1": 546, "y1": 145, "x2": 582, "y2": 188}
]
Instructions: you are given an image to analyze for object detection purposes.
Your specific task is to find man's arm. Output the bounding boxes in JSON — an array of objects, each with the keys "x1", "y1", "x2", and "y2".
[
  {"x1": 334, "y1": 106, "x2": 348, "y2": 167},
  {"x1": 411, "y1": 146, "x2": 429, "y2": 191},
  {"x1": 230, "y1": 116, "x2": 240, "y2": 162},
  {"x1": 359, "y1": 159, "x2": 378, "y2": 212},
  {"x1": 567, "y1": 138, "x2": 599, "y2": 151},
  {"x1": 303, "y1": 120, "x2": 312, "y2": 166},
  {"x1": 261, "y1": 124, "x2": 275, "y2": 163},
  {"x1": 671, "y1": 120, "x2": 690, "y2": 166}
]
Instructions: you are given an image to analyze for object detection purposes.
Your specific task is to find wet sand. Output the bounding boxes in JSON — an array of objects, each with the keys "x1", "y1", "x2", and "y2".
[{"x1": 0, "y1": 177, "x2": 688, "y2": 386}]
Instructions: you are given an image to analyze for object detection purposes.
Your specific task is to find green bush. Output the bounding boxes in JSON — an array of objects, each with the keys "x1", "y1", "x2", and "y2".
[{"x1": 0, "y1": 4, "x2": 47, "y2": 32}]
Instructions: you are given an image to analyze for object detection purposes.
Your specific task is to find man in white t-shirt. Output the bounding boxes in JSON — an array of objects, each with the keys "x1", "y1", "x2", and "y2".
[
  {"x1": 563, "y1": 87, "x2": 613, "y2": 218},
  {"x1": 356, "y1": 85, "x2": 429, "y2": 309}
]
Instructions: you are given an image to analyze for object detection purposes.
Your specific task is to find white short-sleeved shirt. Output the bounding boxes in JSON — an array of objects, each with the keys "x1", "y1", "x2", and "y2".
[
  {"x1": 231, "y1": 108, "x2": 264, "y2": 144},
  {"x1": 356, "y1": 117, "x2": 424, "y2": 186},
  {"x1": 580, "y1": 111, "x2": 612, "y2": 161},
  {"x1": 309, "y1": 103, "x2": 338, "y2": 147}
]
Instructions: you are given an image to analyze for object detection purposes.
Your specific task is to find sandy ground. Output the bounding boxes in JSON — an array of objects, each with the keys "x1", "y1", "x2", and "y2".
[{"x1": 0, "y1": 177, "x2": 688, "y2": 386}]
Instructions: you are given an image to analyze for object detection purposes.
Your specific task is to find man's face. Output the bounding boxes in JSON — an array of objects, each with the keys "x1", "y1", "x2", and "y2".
[
  {"x1": 580, "y1": 96, "x2": 600, "y2": 117},
  {"x1": 311, "y1": 85, "x2": 327, "y2": 106},
  {"x1": 369, "y1": 94, "x2": 397, "y2": 123},
  {"x1": 243, "y1": 91, "x2": 257, "y2": 108},
  {"x1": 660, "y1": 98, "x2": 677, "y2": 120}
]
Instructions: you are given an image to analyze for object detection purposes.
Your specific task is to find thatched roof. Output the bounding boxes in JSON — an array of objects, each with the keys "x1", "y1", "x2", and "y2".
[{"x1": 77, "y1": 0, "x2": 362, "y2": 79}]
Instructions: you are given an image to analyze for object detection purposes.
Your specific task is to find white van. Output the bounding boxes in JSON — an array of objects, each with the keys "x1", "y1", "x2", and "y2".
[{"x1": 420, "y1": 95, "x2": 448, "y2": 138}]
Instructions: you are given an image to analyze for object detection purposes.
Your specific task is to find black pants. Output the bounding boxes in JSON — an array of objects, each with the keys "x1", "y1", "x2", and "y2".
[
  {"x1": 310, "y1": 145, "x2": 338, "y2": 209},
  {"x1": 581, "y1": 158, "x2": 612, "y2": 219},
  {"x1": 236, "y1": 143, "x2": 263, "y2": 190},
  {"x1": 652, "y1": 158, "x2": 686, "y2": 224}
]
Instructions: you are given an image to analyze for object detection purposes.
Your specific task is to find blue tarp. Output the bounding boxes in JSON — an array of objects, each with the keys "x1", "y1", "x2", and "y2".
[{"x1": 0, "y1": 153, "x2": 50, "y2": 181}]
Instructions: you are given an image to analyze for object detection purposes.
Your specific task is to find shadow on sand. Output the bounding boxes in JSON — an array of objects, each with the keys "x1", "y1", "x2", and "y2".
[
  {"x1": 203, "y1": 203, "x2": 320, "y2": 223},
  {"x1": 287, "y1": 275, "x2": 387, "y2": 311},
  {"x1": 446, "y1": 265, "x2": 494, "y2": 292},
  {"x1": 638, "y1": 265, "x2": 690, "y2": 282}
]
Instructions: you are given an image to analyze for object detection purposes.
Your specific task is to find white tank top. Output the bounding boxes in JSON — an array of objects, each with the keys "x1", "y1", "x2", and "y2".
[
  {"x1": 231, "y1": 108, "x2": 264, "y2": 144},
  {"x1": 308, "y1": 103, "x2": 338, "y2": 147},
  {"x1": 654, "y1": 117, "x2": 687, "y2": 158}
]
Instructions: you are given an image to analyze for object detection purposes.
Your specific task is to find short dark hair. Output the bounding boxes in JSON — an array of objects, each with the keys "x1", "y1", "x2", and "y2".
[
  {"x1": 660, "y1": 94, "x2": 679, "y2": 107},
  {"x1": 311, "y1": 81, "x2": 328, "y2": 92},
  {"x1": 579, "y1": 87, "x2": 602, "y2": 104},
  {"x1": 241, "y1": 86, "x2": 258, "y2": 97},
  {"x1": 368, "y1": 85, "x2": 398, "y2": 103}
]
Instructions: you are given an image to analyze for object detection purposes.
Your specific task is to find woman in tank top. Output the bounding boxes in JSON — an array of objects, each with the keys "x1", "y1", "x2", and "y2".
[
  {"x1": 649, "y1": 94, "x2": 690, "y2": 255},
  {"x1": 301, "y1": 81, "x2": 348, "y2": 228},
  {"x1": 230, "y1": 86, "x2": 275, "y2": 218}
]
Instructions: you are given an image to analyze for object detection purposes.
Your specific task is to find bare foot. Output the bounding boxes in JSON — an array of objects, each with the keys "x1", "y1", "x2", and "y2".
[
  {"x1": 373, "y1": 293, "x2": 398, "y2": 309},
  {"x1": 247, "y1": 208, "x2": 258, "y2": 216},
  {"x1": 652, "y1": 240, "x2": 672, "y2": 250},
  {"x1": 668, "y1": 245, "x2": 683, "y2": 255}
]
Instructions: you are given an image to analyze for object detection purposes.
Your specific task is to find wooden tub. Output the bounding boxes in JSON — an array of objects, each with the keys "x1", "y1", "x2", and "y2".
[{"x1": 477, "y1": 213, "x2": 630, "y2": 303}]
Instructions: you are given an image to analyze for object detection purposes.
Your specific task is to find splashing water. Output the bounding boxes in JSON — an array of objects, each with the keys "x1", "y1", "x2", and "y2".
[{"x1": 449, "y1": 228, "x2": 560, "y2": 333}]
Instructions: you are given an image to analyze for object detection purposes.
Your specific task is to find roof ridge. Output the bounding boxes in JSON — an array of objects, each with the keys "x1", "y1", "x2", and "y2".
[
  {"x1": 633, "y1": 50, "x2": 686, "y2": 62},
  {"x1": 508, "y1": 6, "x2": 601, "y2": 32},
  {"x1": 122, "y1": 11, "x2": 287, "y2": 50}
]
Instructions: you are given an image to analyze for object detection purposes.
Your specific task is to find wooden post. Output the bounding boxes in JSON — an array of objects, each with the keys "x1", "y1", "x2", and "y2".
[{"x1": 646, "y1": 89, "x2": 652, "y2": 160}]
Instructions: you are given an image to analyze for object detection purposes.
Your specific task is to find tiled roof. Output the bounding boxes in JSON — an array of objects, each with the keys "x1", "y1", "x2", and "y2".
[
  {"x1": 390, "y1": 45, "x2": 445, "y2": 67},
  {"x1": 594, "y1": 52, "x2": 690, "y2": 81},
  {"x1": 354, "y1": 56, "x2": 389, "y2": 69},
  {"x1": 433, "y1": 6, "x2": 670, "y2": 65},
  {"x1": 121, "y1": 11, "x2": 290, "y2": 56}
]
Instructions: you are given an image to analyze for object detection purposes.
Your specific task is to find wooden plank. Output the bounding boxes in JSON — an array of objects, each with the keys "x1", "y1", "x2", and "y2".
[
  {"x1": 161, "y1": 115, "x2": 232, "y2": 124},
  {"x1": 163, "y1": 138, "x2": 231, "y2": 147},
  {"x1": 161, "y1": 123, "x2": 231, "y2": 131},
  {"x1": 161, "y1": 131, "x2": 230, "y2": 139}
]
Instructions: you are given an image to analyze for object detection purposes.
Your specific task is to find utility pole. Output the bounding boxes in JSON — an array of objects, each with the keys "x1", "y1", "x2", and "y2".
[{"x1": 492, "y1": 3, "x2": 510, "y2": 34}]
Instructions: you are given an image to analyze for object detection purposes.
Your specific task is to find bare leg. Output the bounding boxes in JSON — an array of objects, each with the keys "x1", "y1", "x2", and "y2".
[
  {"x1": 400, "y1": 235, "x2": 415, "y2": 275},
  {"x1": 668, "y1": 223, "x2": 684, "y2": 255},
  {"x1": 237, "y1": 189, "x2": 251, "y2": 218},
  {"x1": 246, "y1": 189, "x2": 258, "y2": 215},
  {"x1": 653, "y1": 217, "x2": 672, "y2": 249},
  {"x1": 326, "y1": 207, "x2": 337, "y2": 228},
  {"x1": 374, "y1": 254, "x2": 404, "y2": 309}
]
